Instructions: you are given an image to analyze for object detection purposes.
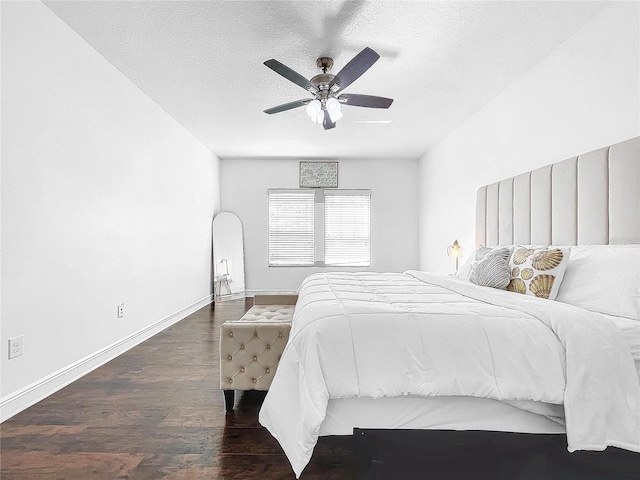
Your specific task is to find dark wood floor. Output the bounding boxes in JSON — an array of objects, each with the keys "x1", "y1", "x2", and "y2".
[
  {"x1": 0, "y1": 299, "x2": 352, "y2": 479},
  {"x1": 3, "y1": 299, "x2": 639, "y2": 479}
]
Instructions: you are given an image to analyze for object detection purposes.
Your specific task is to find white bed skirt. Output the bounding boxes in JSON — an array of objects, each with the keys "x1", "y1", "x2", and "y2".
[{"x1": 320, "y1": 396, "x2": 566, "y2": 437}]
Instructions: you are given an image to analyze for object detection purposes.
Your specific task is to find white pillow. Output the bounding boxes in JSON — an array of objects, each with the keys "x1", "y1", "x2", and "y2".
[
  {"x1": 455, "y1": 248, "x2": 483, "y2": 280},
  {"x1": 507, "y1": 246, "x2": 570, "y2": 300},
  {"x1": 556, "y1": 245, "x2": 640, "y2": 320}
]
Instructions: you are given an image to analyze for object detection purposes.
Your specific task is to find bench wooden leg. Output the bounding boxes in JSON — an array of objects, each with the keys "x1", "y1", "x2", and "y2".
[{"x1": 224, "y1": 390, "x2": 234, "y2": 412}]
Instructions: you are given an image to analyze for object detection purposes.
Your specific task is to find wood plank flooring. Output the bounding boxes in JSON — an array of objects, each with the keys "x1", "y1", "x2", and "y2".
[
  {"x1": 4, "y1": 299, "x2": 638, "y2": 479},
  {"x1": 0, "y1": 299, "x2": 352, "y2": 479}
]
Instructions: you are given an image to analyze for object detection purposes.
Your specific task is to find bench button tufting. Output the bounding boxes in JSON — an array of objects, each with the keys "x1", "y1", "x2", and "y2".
[
  {"x1": 252, "y1": 378, "x2": 257, "y2": 383},
  {"x1": 240, "y1": 367, "x2": 245, "y2": 372},
  {"x1": 266, "y1": 368, "x2": 270, "y2": 373},
  {"x1": 278, "y1": 333, "x2": 283, "y2": 338},
  {"x1": 229, "y1": 379, "x2": 233, "y2": 384},
  {"x1": 253, "y1": 356, "x2": 257, "y2": 361},
  {"x1": 266, "y1": 344, "x2": 271, "y2": 349},
  {"x1": 254, "y1": 331, "x2": 258, "y2": 336},
  {"x1": 229, "y1": 332, "x2": 233, "y2": 337},
  {"x1": 227, "y1": 355, "x2": 232, "y2": 360},
  {"x1": 240, "y1": 344, "x2": 245, "y2": 349}
]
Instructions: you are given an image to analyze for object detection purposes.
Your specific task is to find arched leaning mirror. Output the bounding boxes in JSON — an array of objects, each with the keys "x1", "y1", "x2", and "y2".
[{"x1": 212, "y1": 212, "x2": 245, "y2": 301}]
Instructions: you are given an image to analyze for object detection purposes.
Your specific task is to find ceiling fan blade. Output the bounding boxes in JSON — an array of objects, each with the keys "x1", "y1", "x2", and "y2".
[
  {"x1": 264, "y1": 59, "x2": 319, "y2": 94},
  {"x1": 338, "y1": 94, "x2": 393, "y2": 109},
  {"x1": 323, "y1": 110, "x2": 336, "y2": 130},
  {"x1": 264, "y1": 99, "x2": 312, "y2": 114},
  {"x1": 329, "y1": 47, "x2": 380, "y2": 93}
]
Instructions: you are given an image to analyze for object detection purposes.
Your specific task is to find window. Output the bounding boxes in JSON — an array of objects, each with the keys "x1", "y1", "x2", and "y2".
[
  {"x1": 325, "y1": 191, "x2": 371, "y2": 267},
  {"x1": 268, "y1": 189, "x2": 371, "y2": 267},
  {"x1": 268, "y1": 190, "x2": 315, "y2": 266}
]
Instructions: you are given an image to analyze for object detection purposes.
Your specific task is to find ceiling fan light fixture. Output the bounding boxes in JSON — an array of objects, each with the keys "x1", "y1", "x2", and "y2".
[
  {"x1": 326, "y1": 97, "x2": 341, "y2": 114},
  {"x1": 305, "y1": 99, "x2": 322, "y2": 119},
  {"x1": 325, "y1": 97, "x2": 343, "y2": 122},
  {"x1": 328, "y1": 109, "x2": 343, "y2": 122}
]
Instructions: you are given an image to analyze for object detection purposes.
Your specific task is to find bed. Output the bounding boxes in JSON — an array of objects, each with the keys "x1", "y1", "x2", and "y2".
[{"x1": 259, "y1": 136, "x2": 640, "y2": 478}]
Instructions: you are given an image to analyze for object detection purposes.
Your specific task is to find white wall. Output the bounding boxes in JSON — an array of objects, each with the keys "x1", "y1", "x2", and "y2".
[
  {"x1": 418, "y1": 2, "x2": 640, "y2": 273},
  {"x1": 221, "y1": 158, "x2": 419, "y2": 293},
  {"x1": 1, "y1": 2, "x2": 220, "y2": 420}
]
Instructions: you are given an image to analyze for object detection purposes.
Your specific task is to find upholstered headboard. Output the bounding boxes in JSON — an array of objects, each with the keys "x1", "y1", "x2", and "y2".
[{"x1": 476, "y1": 136, "x2": 640, "y2": 247}]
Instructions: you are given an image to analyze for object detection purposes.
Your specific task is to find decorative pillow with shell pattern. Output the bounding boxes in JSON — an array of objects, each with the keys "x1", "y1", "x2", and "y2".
[
  {"x1": 507, "y1": 246, "x2": 570, "y2": 300},
  {"x1": 457, "y1": 246, "x2": 511, "y2": 281},
  {"x1": 469, "y1": 251, "x2": 511, "y2": 289}
]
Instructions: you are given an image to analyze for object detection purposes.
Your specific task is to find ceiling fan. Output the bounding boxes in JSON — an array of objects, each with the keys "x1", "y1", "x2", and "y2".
[{"x1": 263, "y1": 47, "x2": 393, "y2": 130}]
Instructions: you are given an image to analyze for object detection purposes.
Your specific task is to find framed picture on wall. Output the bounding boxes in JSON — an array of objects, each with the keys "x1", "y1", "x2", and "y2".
[{"x1": 299, "y1": 161, "x2": 338, "y2": 188}]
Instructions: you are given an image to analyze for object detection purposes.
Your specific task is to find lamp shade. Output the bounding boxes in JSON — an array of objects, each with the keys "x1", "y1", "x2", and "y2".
[
  {"x1": 328, "y1": 109, "x2": 343, "y2": 122},
  {"x1": 447, "y1": 239, "x2": 463, "y2": 258},
  {"x1": 326, "y1": 97, "x2": 340, "y2": 113},
  {"x1": 305, "y1": 99, "x2": 322, "y2": 119},
  {"x1": 326, "y1": 97, "x2": 343, "y2": 122},
  {"x1": 447, "y1": 239, "x2": 463, "y2": 272}
]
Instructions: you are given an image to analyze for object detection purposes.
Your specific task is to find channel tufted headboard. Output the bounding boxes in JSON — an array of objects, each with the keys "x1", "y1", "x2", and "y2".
[{"x1": 476, "y1": 136, "x2": 640, "y2": 247}]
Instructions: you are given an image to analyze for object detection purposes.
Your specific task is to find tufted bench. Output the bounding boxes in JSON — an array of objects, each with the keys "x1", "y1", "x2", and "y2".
[{"x1": 220, "y1": 295, "x2": 297, "y2": 411}]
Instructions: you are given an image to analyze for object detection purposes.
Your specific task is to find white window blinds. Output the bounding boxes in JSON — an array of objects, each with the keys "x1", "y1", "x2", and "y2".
[
  {"x1": 324, "y1": 190, "x2": 371, "y2": 267},
  {"x1": 268, "y1": 190, "x2": 315, "y2": 266}
]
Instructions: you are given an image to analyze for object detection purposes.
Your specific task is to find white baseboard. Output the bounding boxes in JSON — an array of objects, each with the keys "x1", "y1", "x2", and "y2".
[
  {"x1": 0, "y1": 294, "x2": 213, "y2": 423},
  {"x1": 245, "y1": 290, "x2": 298, "y2": 297}
]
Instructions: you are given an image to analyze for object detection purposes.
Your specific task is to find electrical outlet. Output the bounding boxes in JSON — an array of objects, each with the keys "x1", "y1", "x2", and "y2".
[
  {"x1": 117, "y1": 303, "x2": 125, "y2": 318},
  {"x1": 8, "y1": 336, "x2": 24, "y2": 359}
]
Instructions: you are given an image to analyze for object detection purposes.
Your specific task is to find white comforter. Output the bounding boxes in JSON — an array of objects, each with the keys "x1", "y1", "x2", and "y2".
[{"x1": 259, "y1": 271, "x2": 640, "y2": 478}]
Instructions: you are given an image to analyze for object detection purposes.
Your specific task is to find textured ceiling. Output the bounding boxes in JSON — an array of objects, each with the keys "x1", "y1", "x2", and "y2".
[{"x1": 44, "y1": 1, "x2": 610, "y2": 160}]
